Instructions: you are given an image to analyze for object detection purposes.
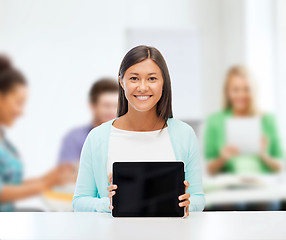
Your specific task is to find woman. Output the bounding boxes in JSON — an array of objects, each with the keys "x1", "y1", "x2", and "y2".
[
  {"x1": 73, "y1": 45, "x2": 205, "y2": 216},
  {"x1": 204, "y1": 65, "x2": 283, "y2": 175},
  {"x1": 0, "y1": 55, "x2": 73, "y2": 211}
]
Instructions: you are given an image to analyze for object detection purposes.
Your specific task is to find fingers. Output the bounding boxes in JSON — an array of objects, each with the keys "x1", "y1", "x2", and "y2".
[
  {"x1": 184, "y1": 205, "x2": 189, "y2": 217},
  {"x1": 107, "y1": 178, "x2": 116, "y2": 211},
  {"x1": 108, "y1": 191, "x2": 116, "y2": 198},
  {"x1": 184, "y1": 180, "x2": 190, "y2": 192},
  {"x1": 226, "y1": 146, "x2": 238, "y2": 155},
  {"x1": 221, "y1": 146, "x2": 239, "y2": 160},
  {"x1": 180, "y1": 182, "x2": 190, "y2": 218},
  {"x1": 179, "y1": 200, "x2": 190, "y2": 208},
  {"x1": 178, "y1": 193, "x2": 190, "y2": 201},
  {"x1": 232, "y1": 148, "x2": 239, "y2": 155},
  {"x1": 108, "y1": 173, "x2": 113, "y2": 185},
  {"x1": 261, "y1": 135, "x2": 269, "y2": 149},
  {"x1": 107, "y1": 184, "x2": 117, "y2": 192}
]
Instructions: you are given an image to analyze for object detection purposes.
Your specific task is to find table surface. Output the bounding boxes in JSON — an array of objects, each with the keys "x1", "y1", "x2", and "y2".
[
  {"x1": 0, "y1": 212, "x2": 285, "y2": 240},
  {"x1": 204, "y1": 174, "x2": 286, "y2": 205},
  {"x1": 14, "y1": 175, "x2": 286, "y2": 211}
]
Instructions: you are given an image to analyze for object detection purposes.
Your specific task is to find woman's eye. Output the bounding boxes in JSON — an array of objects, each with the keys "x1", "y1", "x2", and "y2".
[
  {"x1": 149, "y1": 77, "x2": 157, "y2": 81},
  {"x1": 130, "y1": 77, "x2": 138, "y2": 81}
]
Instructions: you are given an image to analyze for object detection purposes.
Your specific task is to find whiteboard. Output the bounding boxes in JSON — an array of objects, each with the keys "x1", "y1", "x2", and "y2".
[{"x1": 125, "y1": 28, "x2": 203, "y2": 120}]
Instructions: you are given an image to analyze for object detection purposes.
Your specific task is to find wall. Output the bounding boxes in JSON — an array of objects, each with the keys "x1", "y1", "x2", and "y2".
[
  {"x1": 0, "y1": 0, "x2": 282, "y2": 177},
  {"x1": 0, "y1": 0, "x2": 226, "y2": 177}
]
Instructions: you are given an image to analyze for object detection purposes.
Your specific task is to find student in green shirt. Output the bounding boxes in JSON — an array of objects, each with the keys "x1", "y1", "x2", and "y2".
[{"x1": 204, "y1": 65, "x2": 283, "y2": 175}]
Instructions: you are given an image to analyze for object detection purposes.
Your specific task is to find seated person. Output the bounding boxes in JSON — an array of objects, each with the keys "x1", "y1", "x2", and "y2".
[
  {"x1": 204, "y1": 65, "x2": 283, "y2": 176},
  {"x1": 58, "y1": 78, "x2": 119, "y2": 166},
  {"x1": 204, "y1": 66, "x2": 284, "y2": 211},
  {"x1": 0, "y1": 55, "x2": 74, "y2": 211}
]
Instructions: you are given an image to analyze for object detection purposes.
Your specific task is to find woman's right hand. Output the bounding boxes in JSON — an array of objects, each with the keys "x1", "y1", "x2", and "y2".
[
  {"x1": 208, "y1": 146, "x2": 239, "y2": 175},
  {"x1": 220, "y1": 145, "x2": 239, "y2": 162},
  {"x1": 107, "y1": 173, "x2": 117, "y2": 210}
]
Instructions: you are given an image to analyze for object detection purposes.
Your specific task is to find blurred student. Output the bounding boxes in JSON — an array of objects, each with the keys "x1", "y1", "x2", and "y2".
[
  {"x1": 204, "y1": 65, "x2": 283, "y2": 176},
  {"x1": 0, "y1": 55, "x2": 74, "y2": 211},
  {"x1": 58, "y1": 78, "x2": 118, "y2": 164},
  {"x1": 204, "y1": 66, "x2": 284, "y2": 211}
]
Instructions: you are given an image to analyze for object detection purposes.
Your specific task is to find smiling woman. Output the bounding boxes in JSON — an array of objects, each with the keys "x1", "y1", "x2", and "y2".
[
  {"x1": 117, "y1": 46, "x2": 172, "y2": 129},
  {"x1": 73, "y1": 45, "x2": 205, "y2": 216}
]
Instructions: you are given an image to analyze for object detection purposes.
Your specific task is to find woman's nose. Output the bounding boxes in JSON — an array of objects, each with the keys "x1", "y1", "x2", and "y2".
[{"x1": 137, "y1": 79, "x2": 149, "y2": 92}]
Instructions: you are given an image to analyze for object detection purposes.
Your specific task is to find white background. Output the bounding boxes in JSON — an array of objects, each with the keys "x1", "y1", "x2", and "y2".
[{"x1": 0, "y1": 0, "x2": 285, "y2": 178}]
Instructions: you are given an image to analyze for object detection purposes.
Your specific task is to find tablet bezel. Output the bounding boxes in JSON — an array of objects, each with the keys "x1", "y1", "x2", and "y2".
[{"x1": 111, "y1": 161, "x2": 185, "y2": 218}]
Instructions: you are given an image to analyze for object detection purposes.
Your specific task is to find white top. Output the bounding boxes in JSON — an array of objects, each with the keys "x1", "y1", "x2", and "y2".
[{"x1": 107, "y1": 125, "x2": 176, "y2": 175}]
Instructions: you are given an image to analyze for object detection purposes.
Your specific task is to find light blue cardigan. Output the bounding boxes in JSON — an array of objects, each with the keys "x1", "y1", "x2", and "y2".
[{"x1": 72, "y1": 117, "x2": 205, "y2": 212}]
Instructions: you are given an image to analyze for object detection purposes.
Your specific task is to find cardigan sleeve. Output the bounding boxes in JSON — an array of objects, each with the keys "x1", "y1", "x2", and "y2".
[
  {"x1": 204, "y1": 114, "x2": 220, "y2": 160},
  {"x1": 186, "y1": 128, "x2": 205, "y2": 212},
  {"x1": 263, "y1": 114, "x2": 284, "y2": 159},
  {"x1": 72, "y1": 132, "x2": 110, "y2": 212}
]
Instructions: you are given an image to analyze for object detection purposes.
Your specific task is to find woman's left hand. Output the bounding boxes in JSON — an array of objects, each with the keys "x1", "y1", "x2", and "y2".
[
  {"x1": 178, "y1": 180, "x2": 190, "y2": 217},
  {"x1": 260, "y1": 135, "x2": 269, "y2": 159}
]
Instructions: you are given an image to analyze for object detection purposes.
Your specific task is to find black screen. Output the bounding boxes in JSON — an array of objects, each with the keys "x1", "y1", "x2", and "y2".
[{"x1": 112, "y1": 162, "x2": 185, "y2": 217}]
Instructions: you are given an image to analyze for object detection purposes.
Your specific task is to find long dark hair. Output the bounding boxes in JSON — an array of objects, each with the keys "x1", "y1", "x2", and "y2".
[{"x1": 117, "y1": 45, "x2": 173, "y2": 123}]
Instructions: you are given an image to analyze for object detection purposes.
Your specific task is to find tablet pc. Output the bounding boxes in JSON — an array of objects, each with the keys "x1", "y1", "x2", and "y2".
[{"x1": 112, "y1": 161, "x2": 185, "y2": 217}]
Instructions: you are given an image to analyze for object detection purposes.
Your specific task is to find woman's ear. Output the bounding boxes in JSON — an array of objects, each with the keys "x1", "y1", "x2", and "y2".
[{"x1": 118, "y1": 76, "x2": 124, "y2": 90}]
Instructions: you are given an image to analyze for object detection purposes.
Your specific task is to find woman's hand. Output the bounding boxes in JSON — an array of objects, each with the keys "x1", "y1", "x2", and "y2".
[
  {"x1": 178, "y1": 180, "x2": 191, "y2": 217},
  {"x1": 107, "y1": 174, "x2": 192, "y2": 216},
  {"x1": 220, "y1": 145, "x2": 239, "y2": 162},
  {"x1": 107, "y1": 173, "x2": 117, "y2": 211},
  {"x1": 259, "y1": 135, "x2": 282, "y2": 172},
  {"x1": 260, "y1": 135, "x2": 269, "y2": 159},
  {"x1": 208, "y1": 145, "x2": 239, "y2": 175}
]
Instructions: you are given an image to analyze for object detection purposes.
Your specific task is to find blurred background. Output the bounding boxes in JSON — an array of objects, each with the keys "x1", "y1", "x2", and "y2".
[{"x1": 0, "y1": 0, "x2": 286, "y2": 211}]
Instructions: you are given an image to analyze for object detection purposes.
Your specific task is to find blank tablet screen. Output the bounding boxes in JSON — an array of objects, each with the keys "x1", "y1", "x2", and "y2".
[{"x1": 112, "y1": 161, "x2": 185, "y2": 217}]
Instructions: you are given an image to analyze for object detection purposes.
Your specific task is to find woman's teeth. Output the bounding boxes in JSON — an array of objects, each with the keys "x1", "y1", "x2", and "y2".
[{"x1": 135, "y1": 95, "x2": 151, "y2": 101}]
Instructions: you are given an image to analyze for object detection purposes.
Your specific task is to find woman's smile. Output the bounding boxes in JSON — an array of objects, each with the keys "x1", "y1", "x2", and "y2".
[{"x1": 133, "y1": 95, "x2": 153, "y2": 101}]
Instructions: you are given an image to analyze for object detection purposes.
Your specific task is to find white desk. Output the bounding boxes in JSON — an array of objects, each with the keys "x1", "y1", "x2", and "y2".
[
  {"x1": 0, "y1": 212, "x2": 285, "y2": 240},
  {"x1": 205, "y1": 185, "x2": 286, "y2": 205},
  {"x1": 15, "y1": 184, "x2": 76, "y2": 212},
  {"x1": 204, "y1": 174, "x2": 286, "y2": 206}
]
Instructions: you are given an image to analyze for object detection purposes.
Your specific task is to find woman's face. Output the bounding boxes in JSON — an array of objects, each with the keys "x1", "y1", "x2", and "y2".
[
  {"x1": 0, "y1": 85, "x2": 28, "y2": 126},
  {"x1": 119, "y1": 59, "x2": 164, "y2": 113},
  {"x1": 226, "y1": 75, "x2": 252, "y2": 113}
]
